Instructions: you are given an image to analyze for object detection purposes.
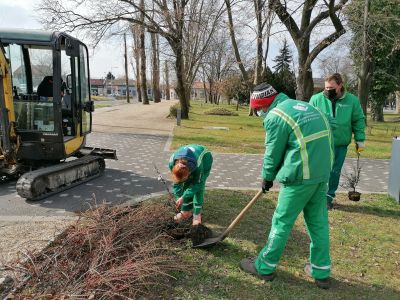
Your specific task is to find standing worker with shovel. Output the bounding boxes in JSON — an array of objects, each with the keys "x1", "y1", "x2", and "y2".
[{"x1": 239, "y1": 83, "x2": 334, "y2": 289}]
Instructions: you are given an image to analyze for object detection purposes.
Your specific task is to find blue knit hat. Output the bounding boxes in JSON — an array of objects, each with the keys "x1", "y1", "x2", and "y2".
[{"x1": 174, "y1": 147, "x2": 197, "y2": 172}]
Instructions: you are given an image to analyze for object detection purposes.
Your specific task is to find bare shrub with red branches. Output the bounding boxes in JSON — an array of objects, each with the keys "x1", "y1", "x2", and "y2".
[{"x1": 4, "y1": 202, "x2": 187, "y2": 299}]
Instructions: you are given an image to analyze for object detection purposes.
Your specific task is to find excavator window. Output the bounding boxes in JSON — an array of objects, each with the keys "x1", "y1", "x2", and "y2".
[{"x1": 5, "y1": 44, "x2": 55, "y2": 132}]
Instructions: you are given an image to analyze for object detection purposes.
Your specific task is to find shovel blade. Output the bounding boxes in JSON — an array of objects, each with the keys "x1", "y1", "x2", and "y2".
[{"x1": 191, "y1": 234, "x2": 226, "y2": 248}]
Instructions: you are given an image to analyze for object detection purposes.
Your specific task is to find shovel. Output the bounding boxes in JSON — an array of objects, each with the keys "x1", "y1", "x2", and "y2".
[{"x1": 192, "y1": 190, "x2": 264, "y2": 248}]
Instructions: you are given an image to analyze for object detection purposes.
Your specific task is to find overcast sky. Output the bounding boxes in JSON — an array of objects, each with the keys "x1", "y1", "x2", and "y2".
[
  {"x1": 0, "y1": 0, "x2": 129, "y2": 79},
  {"x1": 0, "y1": 0, "x2": 334, "y2": 81}
]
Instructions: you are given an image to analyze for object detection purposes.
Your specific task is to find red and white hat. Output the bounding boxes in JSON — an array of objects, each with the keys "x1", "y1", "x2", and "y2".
[{"x1": 250, "y1": 83, "x2": 278, "y2": 109}]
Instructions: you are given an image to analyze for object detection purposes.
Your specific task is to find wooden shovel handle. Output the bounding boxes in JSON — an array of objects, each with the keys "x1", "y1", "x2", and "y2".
[{"x1": 221, "y1": 190, "x2": 264, "y2": 238}]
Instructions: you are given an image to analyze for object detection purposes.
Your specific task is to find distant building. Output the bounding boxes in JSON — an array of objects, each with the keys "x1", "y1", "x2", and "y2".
[
  {"x1": 90, "y1": 79, "x2": 106, "y2": 95},
  {"x1": 90, "y1": 78, "x2": 137, "y2": 97},
  {"x1": 191, "y1": 82, "x2": 208, "y2": 100}
]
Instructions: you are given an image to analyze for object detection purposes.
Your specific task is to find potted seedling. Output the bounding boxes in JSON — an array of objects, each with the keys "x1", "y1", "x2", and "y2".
[{"x1": 341, "y1": 153, "x2": 362, "y2": 201}]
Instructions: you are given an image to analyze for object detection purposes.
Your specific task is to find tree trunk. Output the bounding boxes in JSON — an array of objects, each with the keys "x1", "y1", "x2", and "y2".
[
  {"x1": 124, "y1": 33, "x2": 130, "y2": 103},
  {"x1": 357, "y1": 69, "x2": 372, "y2": 118},
  {"x1": 296, "y1": 45, "x2": 314, "y2": 101},
  {"x1": 358, "y1": 0, "x2": 372, "y2": 116},
  {"x1": 164, "y1": 61, "x2": 170, "y2": 100},
  {"x1": 139, "y1": 0, "x2": 149, "y2": 104},
  {"x1": 202, "y1": 80, "x2": 208, "y2": 103},
  {"x1": 370, "y1": 100, "x2": 384, "y2": 121},
  {"x1": 268, "y1": 0, "x2": 347, "y2": 102},
  {"x1": 132, "y1": 25, "x2": 142, "y2": 102},
  {"x1": 396, "y1": 91, "x2": 400, "y2": 114},
  {"x1": 253, "y1": 0, "x2": 263, "y2": 86},
  {"x1": 225, "y1": 0, "x2": 253, "y2": 115},
  {"x1": 296, "y1": 66, "x2": 314, "y2": 101},
  {"x1": 151, "y1": 32, "x2": 161, "y2": 103},
  {"x1": 174, "y1": 46, "x2": 189, "y2": 119}
]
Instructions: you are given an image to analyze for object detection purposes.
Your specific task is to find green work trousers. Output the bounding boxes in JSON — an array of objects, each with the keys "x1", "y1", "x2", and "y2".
[
  {"x1": 254, "y1": 182, "x2": 331, "y2": 279},
  {"x1": 327, "y1": 146, "x2": 348, "y2": 204}
]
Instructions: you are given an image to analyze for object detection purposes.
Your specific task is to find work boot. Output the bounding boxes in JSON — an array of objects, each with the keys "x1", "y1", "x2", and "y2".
[
  {"x1": 240, "y1": 258, "x2": 275, "y2": 281},
  {"x1": 304, "y1": 262, "x2": 331, "y2": 289}
]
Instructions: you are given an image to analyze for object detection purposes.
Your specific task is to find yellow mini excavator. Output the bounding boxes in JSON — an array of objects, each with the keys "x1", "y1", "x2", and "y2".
[{"x1": 0, "y1": 29, "x2": 117, "y2": 201}]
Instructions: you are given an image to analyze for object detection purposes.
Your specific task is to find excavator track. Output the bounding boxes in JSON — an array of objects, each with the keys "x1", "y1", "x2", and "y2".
[{"x1": 16, "y1": 155, "x2": 105, "y2": 201}]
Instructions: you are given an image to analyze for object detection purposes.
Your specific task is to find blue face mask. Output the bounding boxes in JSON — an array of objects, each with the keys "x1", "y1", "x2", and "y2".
[{"x1": 256, "y1": 109, "x2": 268, "y2": 117}]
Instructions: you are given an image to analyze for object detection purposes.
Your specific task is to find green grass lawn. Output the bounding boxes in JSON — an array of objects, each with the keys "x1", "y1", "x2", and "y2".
[
  {"x1": 361, "y1": 113, "x2": 400, "y2": 159},
  {"x1": 156, "y1": 190, "x2": 400, "y2": 299},
  {"x1": 92, "y1": 95, "x2": 111, "y2": 101},
  {"x1": 94, "y1": 103, "x2": 111, "y2": 109},
  {"x1": 172, "y1": 101, "x2": 400, "y2": 159}
]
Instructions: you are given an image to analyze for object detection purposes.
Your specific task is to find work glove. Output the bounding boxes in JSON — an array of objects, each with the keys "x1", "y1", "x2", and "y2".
[
  {"x1": 355, "y1": 141, "x2": 365, "y2": 153},
  {"x1": 175, "y1": 197, "x2": 183, "y2": 211},
  {"x1": 262, "y1": 179, "x2": 273, "y2": 193}
]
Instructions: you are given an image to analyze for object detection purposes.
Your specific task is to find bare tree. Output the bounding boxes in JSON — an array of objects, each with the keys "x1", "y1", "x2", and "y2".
[
  {"x1": 316, "y1": 38, "x2": 357, "y2": 85},
  {"x1": 139, "y1": 0, "x2": 149, "y2": 104},
  {"x1": 201, "y1": 29, "x2": 236, "y2": 104},
  {"x1": 357, "y1": 0, "x2": 372, "y2": 115},
  {"x1": 164, "y1": 60, "x2": 170, "y2": 100},
  {"x1": 268, "y1": 0, "x2": 348, "y2": 101},
  {"x1": 123, "y1": 32, "x2": 130, "y2": 103},
  {"x1": 131, "y1": 24, "x2": 142, "y2": 102},
  {"x1": 37, "y1": 0, "x2": 224, "y2": 118},
  {"x1": 225, "y1": 0, "x2": 275, "y2": 114},
  {"x1": 253, "y1": 0, "x2": 264, "y2": 85},
  {"x1": 151, "y1": 32, "x2": 161, "y2": 103}
]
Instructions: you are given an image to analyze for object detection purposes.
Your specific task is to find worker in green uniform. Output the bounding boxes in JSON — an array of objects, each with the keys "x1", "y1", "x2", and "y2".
[
  {"x1": 309, "y1": 73, "x2": 365, "y2": 210},
  {"x1": 168, "y1": 144, "x2": 213, "y2": 226},
  {"x1": 239, "y1": 83, "x2": 334, "y2": 289}
]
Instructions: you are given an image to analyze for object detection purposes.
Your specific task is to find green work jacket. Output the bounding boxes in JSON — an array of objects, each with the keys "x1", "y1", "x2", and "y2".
[
  {"x1": 262, "y1": 93, "x2": 334, "y2": 185},
  {"x1": 168, "y1": 144, "x2": 211, "y2": 200},
  {"x1": 309, "y1": 91, "x2": 365, "y2": 147}
]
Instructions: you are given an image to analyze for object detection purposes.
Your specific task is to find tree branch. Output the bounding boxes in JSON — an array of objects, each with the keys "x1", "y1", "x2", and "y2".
[{"x1": 268, "y1": 0, "x2": 301, "y2": 43}]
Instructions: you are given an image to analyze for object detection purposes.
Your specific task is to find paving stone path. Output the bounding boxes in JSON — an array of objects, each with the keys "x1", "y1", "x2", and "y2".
[
  {"x1": 88, "y1": 132, "x2": 389, "y2": 194},
  {"x1": 0, "y1": 101, "x2": 390, "y2": 217}
]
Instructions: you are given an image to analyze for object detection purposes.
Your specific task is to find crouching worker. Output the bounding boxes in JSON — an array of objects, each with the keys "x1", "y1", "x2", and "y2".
[
  {"x1": 168, "y1": 144, "x2": 213, "y2": 226},
  {"x1": 239, "y1": 83, "x2": 334, "y2": 289}
]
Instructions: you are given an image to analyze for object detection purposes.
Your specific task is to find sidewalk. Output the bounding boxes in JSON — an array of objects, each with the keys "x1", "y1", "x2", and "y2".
[
  {"x1": 93, "y1": 99, "x2": 179, "y2": 136},
  {"x1": 91, "y1": 99, "x2": 389, "y2": 194}
]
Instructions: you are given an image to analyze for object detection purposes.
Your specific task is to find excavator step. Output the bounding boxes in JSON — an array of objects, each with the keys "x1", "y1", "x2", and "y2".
[
  {"x1": 16, "y1": 155, "x2": 105, "y2": 201},
  {"x1": 80, "y1": 147, "x2": 118, "y2": 160}
]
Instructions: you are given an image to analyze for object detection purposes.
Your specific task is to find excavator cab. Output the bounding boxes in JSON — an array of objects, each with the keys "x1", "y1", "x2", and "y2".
[
  {"x1": 1, "y1": 29, "x2": 93, "y2": 161},
  {"x1": 0, "y1": 29, "x2": 116, "y2": 200}
]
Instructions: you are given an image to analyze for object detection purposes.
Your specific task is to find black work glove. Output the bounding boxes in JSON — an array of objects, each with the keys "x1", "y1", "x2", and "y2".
[{"x1": 262, "y1": 179, "x2": 273, "y2": 193}]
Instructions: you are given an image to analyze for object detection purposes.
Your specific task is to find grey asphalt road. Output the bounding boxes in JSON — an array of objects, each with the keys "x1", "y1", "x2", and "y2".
[{"x1": 0, "y1": 99, "x2": 391, "y2": 218}]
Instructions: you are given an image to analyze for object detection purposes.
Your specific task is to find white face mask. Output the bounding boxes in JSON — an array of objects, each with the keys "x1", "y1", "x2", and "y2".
[{"x1": 256, "y1": 109, "x2": 267, "y2": 117}]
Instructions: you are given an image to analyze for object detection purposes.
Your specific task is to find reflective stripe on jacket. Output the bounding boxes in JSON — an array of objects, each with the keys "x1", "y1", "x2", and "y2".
[{"x1": 262, "y1": 95, "x2": 334, "y2": 185}]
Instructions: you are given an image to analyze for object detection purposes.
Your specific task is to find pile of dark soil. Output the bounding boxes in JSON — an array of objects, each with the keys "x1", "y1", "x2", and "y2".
[{"x1": 2, "y1": 202, "x2": 190, "y2": 299}]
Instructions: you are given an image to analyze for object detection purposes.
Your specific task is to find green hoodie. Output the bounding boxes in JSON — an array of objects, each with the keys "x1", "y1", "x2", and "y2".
[
  {"x1": 262, "y1": 93, "x2": 334, "y2": 185},
  {"x1": 309, "y1": 91, "x2": 365, "y2": 147},
  {"x1": 168, "y1": 144, "x2": 212, "y2": 201}
]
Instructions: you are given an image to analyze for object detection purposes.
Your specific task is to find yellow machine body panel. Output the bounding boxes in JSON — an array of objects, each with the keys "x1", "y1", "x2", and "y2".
[
  {"x1": 0, "y1": 47, "x2": 15, "y2": 124},
  {"x1": 64, "y1": 126, "x2": 85, "y2": 155}
]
